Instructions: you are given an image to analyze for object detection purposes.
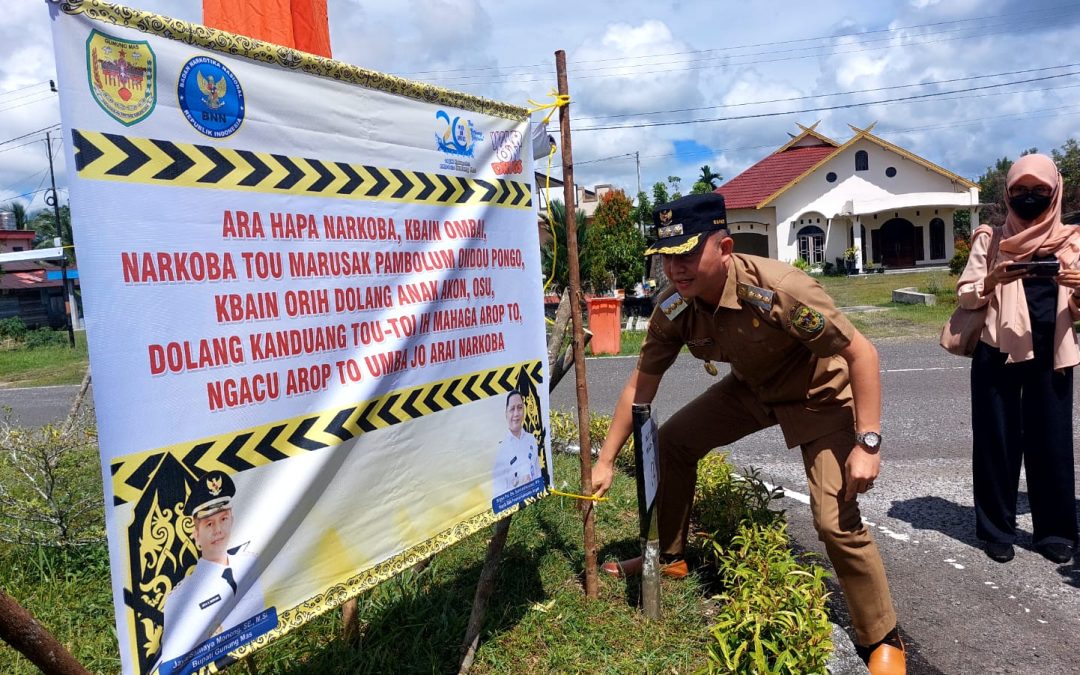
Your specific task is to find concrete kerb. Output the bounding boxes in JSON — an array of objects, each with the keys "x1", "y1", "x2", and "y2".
[{"x1": 891, "y1": 287, "x2": 937, "y2": 305}]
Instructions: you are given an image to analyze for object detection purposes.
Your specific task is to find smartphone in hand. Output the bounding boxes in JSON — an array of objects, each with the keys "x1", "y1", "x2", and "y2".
[{"x1": 1005, "y1": 260, "x2": 1060, "y2": 277}]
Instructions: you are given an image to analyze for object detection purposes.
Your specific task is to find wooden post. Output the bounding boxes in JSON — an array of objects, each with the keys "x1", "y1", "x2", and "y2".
[
  {"x1": 555, "y1": 49, "x2": 598, "y2": 599},
  {"x1": 341, "y1": 597, "x2": 359, "y2": 643},
  {"x1": 0, "y1": 588, "x2": 90, "y2": 675},
  {"x1": 458, "y1": 517, "x2": 512, "y2": 674}
]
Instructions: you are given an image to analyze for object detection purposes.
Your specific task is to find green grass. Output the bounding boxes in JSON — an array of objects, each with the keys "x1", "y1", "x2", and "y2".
[
  {"x1": 818, "y1": 270, "x2": 956, "y2": 339},
  {"x1": 0, "y1": 453, "x2": 714, "y2": 674},
  {"x1": 0, "y1": 330, "x2": 89, "y2": 387}
]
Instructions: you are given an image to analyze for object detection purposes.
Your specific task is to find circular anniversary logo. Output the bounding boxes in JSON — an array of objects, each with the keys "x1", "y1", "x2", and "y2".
[{"x1": 177, "y1": 56, "x2": 244, "y2": 138}]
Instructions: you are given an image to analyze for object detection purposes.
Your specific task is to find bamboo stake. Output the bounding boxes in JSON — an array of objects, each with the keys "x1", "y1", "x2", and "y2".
[
  {"x1": 457, "y1": 517, "x2": 512, "y2": 674},
  {"x1": 0, "y1": 588, "x2": 90, "y2": 675},
  {"x1": 555, "y1": 49, "x2": 598, "y2": 599}
]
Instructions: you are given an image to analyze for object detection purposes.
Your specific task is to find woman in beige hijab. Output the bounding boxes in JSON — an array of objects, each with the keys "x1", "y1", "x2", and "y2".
[{"x1": 957, "y1": 153, "x2": 1080, "y2": 565}]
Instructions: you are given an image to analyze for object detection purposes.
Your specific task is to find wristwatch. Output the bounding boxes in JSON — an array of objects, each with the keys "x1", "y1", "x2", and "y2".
[{"x1": 856, "y1": 431, "x2": 882, "y2": 451}]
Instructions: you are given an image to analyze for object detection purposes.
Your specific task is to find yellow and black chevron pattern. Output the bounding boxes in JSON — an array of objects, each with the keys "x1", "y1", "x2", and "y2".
[
  {"x1": 110, "y1": 360, "x2": 544, "y2": 505},
  {"x1": 73, "y1": 129, "x2": 532, "y2": 209}
]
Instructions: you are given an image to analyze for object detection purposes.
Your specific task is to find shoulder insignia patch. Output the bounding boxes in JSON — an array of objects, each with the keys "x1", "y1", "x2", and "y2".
[
  {"x1": 790, "y1": 304, "x2": 825, "y2": 336},
  {"x1": 659, "y1": 292, "x2": 688, "y2": 319},
  {"x1": 736, "y1": 283, "x2": 775, "y2": 311}
]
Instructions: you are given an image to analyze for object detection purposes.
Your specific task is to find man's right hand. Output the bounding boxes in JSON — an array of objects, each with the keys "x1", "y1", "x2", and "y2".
[{"x1": 591, "y1": 458, "x2": 615, "y2": 499}]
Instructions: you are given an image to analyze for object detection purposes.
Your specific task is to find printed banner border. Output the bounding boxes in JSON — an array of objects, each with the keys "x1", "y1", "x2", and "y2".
[
  {"x1": 111, "y1": 359, "x2": 545, "y2": 503},
  {"x1": 61, "y1": 0, "x2": 529, "y2": 121},
  {"x1": 72, "y1": 129, "x2": 533, "y2": 209}
]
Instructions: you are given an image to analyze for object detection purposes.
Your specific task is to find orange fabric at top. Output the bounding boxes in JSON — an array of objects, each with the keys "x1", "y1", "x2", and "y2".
[{"x1": 203, "y1": 0, "x2": 332, "y2": 58}]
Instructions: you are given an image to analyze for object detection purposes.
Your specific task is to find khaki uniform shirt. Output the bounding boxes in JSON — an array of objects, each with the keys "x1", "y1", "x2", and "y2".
[{"x1": 639, "y1": 254, "x2": 857, "y2": 448}]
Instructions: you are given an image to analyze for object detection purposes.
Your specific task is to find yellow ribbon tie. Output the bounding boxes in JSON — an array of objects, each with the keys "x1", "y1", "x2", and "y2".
[
  {"x1": 526, "y1": 89, "x2": 571, "y2": 125},
  {"x1": 548, "y1": 488, "x2": 608, "y2": 502}
]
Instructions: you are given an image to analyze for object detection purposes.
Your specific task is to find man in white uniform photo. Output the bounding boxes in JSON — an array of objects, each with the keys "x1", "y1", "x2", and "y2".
[
  {"x1": 493, "y1": 391, "x2": 540, "y2": 497},
  {"x1": 157, "y1": 471, "x2": 266, "y2": 668}
]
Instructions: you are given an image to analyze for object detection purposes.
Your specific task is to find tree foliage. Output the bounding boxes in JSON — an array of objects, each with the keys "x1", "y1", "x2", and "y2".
[
  {"x1": 1052, "y1": 138, "x2": 1080, "y2": 218},
  {"x1": 30, "y1": 204, "x2": 75, "y2": 263},
  {"x1": 651, "y1": 181, "x2": 670, "y2": 208},
  {"x1": 587, "y1": 190, "x2": 646, "y2": 292},
  {"x1": 540, "y1": 199, "x2": 589, "y2": 293},
  {"x1": 1, "y1": 201, "x2": 28, "y2": 230},
  {"x1": 698, "y1": 164, "x2": 722, "y2": 189}
]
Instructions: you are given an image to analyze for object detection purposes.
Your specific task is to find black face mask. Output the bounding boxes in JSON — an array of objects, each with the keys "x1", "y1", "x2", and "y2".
[{"x1": 1008, "y1": 194, "x2": 1052, "y2": 221}]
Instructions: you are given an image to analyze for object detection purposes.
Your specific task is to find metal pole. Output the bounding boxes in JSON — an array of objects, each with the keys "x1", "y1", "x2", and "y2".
[
  {"x1": 632, "y1": 403, "x2": 661, "y2": 619},
  {"x1": 555, "y1": 49, "x2": 598, "y2": 599},
  {"x1": 45, "y1": 131, "x2": 75, "y2": 348}
]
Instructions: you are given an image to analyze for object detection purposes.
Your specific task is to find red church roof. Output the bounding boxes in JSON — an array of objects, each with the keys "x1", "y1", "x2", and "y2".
[{"x1": 716, "y1": 144, "x2": 836, "y2": 209}]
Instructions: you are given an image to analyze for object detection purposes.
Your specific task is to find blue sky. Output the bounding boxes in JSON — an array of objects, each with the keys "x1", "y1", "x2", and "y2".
[{"x1": 3, "y1": 0, "x2": 1080, "y2": 212}]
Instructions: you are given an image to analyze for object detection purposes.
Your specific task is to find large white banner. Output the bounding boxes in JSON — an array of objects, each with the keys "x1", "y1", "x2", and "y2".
[{"x1": 49, "y1": 2, "x2": 550, "y2": 673}]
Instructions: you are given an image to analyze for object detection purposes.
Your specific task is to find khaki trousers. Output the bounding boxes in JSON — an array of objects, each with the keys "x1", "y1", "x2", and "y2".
[{"x1": 656, "y1": 374, "x2": 897, "y2": 646}]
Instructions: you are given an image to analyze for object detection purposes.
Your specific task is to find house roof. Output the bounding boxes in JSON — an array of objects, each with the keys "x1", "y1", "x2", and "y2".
[
  {"x1": 717, "y1": 123, "x2": 978, "y2": 211},
  {"x1": 717, "y1": 143, "x2": 837, "y2": 209}
]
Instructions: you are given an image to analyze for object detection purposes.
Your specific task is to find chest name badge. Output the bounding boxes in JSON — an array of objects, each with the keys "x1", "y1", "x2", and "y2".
[
  {"x1": 736, "y1": 283, "x2": 774, "y2": 311},
  {"x1": 660, "y1": 292, "x2": 688, "y2": 319},
  {"x1": 199, "y1": 594, "x2": 223, "y2": 610}
]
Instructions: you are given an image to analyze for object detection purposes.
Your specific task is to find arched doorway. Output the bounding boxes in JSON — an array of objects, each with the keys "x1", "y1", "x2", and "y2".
[
  {"x1": 878, "y1": 218, "x2": 916, "y2": 267},
  {"x1": 731, "y1": 232, "x2": 769, "y2": 257}
]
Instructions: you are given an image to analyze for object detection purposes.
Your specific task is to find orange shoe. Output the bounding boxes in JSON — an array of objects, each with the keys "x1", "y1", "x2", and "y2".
[
  {"x1": 867, "y1": 639, "x2": 906, "y2": 675},
  {"x1": 600, "y1": 556, "x2": 689, "y2": 579}
]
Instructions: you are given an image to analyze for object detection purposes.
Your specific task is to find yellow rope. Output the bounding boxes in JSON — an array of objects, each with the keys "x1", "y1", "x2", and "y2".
[
  {"x1": 527, "y1": 89, "x2": 571, "y2": 322},
  {"x1": 548, "y1": 488, "x2": 608, "y2": 502}
]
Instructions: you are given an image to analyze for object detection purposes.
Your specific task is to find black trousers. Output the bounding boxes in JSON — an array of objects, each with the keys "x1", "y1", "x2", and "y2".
[{"x1": 971, "y1": 341, "x2": 1078, "y2": 547}]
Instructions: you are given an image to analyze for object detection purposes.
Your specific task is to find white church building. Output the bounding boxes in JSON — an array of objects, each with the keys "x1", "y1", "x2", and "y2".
[{"x1": 715, "y1": 123, "x2": 979, "y2": 271}]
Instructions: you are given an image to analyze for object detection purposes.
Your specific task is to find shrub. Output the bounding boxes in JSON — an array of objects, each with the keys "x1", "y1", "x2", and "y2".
[
  {"x1": 703, "y1": 521, "x2": 833, "y2": 674},
  {"x1": 549, "y1": 410, "x2": 634, "y2": 471},
  {"x1": 0, "y1": 316, "x2": 27, "y2": 340},
  {"x1": 0, "y1": 416, "x2": 104, "y2": 547},
  {"x1": 23, "y1": 327, "x2": 66, "y2": 349},
  {"x1": 789, "y1": 257, "x2": 811, "y2": 272},
  {"x1": 950, "y1": 237, "x2": 971, "y2": 275},
  {"x1": 693, "y1": 453, "x2": 831, "y2": 674},
  {"x1": 693, "y1": 454, "x2": 783, "y2": 544}
]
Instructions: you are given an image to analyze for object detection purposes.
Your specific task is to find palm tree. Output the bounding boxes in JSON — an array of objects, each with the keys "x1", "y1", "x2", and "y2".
[
  {"x1": 30, "y1": 205, "x2": 75, "y2": 263},
  {"x1": 1, "y1": 201, "x2": 28, "y2": 230},
  {"x1": 540, "y1": 199, "x2": 589, "y2": 294},
  {"x1": 698, "y1": 165, "x2": 722, "y2": 189}
]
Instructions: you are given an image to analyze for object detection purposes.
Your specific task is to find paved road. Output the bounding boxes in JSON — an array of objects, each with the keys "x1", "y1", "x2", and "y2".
[
  {"x1": 550, "y1": 337, "x2": 1080, "y2": 675},
  {"x1": 5, "y1": 339, "x2": 1078, "y2": 672},
  {"x1": 0, "y1": 384, "x2": 83, "y2": 427}
]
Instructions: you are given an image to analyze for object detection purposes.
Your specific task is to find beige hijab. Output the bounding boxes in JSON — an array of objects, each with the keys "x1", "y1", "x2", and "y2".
[{"x1": 993, "y1": 153, "x2": 1080, "y2": 368}]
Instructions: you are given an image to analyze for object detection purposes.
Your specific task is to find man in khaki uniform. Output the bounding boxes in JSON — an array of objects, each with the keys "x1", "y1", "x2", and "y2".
[{"x1": 592, "y1": 193, "x2": 905, "y2": 675}]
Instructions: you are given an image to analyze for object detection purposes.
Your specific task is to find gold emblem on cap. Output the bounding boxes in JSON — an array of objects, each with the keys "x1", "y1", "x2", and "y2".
[
  {"x1": 659, "y1": 209, "x2": 673, "y2": 225},
  {"x1": 207, "y1": 476, "x2": 222, "y2": 496},
  {"x1": 704, "y1": 360, "x2": 718, "y2": 376}
]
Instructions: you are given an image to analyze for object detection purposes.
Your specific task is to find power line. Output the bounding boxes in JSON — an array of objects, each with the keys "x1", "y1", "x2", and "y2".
[
  {"x1": 570, "y1": 103, "x2": 1080, "y2": 169},
  {"x1": 0, "y1": 81, "x2": 50, "y2": 98},
  {"x1": 393, "y1": 2, "x2": 1080, "y2": 76},
  {"x1": 573, "y1": 63, "x2": 1080, "y2": 122},
  {"x1": 415, "y1": 13, "x2": 1067, "y2": 85},
  {"x1": 0, "y1": 124, "x2": 62, "y2": 147},
  {"x1": 0, "y1": 93, "x2": 58, "y2": 115},
  {"x1": 572, "y1": 70, "x2": 1080, "y2": 131}
]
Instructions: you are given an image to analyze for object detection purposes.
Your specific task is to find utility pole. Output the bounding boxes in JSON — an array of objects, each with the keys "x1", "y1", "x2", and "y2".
[
  {"x1": 635, "y1": 150, "x2": 641, "y2": 198},
  {"x1": 45, "y1": 130, "x2": 75, "y2": 348}
]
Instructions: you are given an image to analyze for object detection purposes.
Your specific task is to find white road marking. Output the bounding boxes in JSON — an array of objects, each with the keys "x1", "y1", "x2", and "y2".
[
  {"x1": 882, "y1": 367, "x2": 967, "y2": 373},
  {"x1": 761, "y1": 479, "x2": 810, "y2": 505}
]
